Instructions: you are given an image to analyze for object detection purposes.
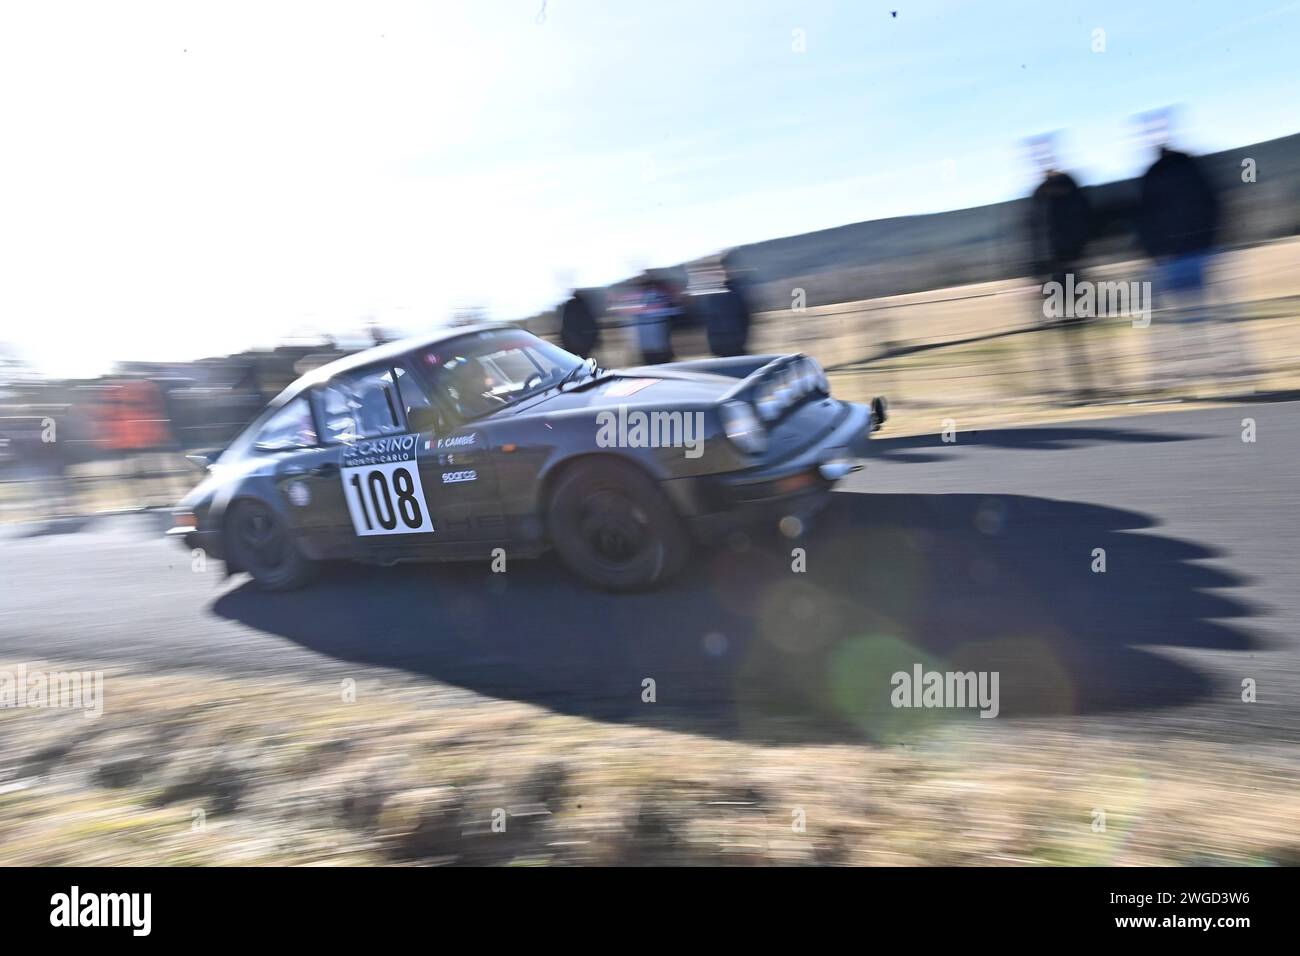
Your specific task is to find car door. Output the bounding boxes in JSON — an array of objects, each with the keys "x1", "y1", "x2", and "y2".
[
  {"x1": 392, "y1": 356, "x2": 506, "y2": 546},
  {"x1": 249, "y1": 395, "x2": 352, "y2": 558},
  {"x1": 275, "y1": 442, "x2": 350, "y2": 556},
  {"x1": 314, "y1": 361, "x2": 496, "y2": 567}
]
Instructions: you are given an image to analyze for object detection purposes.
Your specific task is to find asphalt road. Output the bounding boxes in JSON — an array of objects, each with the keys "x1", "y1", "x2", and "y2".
[{"x1": 2, "y1": 401, "x2": 1296, "y2": 746}]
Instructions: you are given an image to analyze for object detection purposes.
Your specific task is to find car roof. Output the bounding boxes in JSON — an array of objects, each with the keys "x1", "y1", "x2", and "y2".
[{"x1": 271, "y1": 322, "x2": 521, "y2": 406}]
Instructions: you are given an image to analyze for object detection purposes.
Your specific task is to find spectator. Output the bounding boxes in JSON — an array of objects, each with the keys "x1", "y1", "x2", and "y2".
[
  {"x1": 633, "y1": 277, "x2": 677, "y2": 365},
  {"x1": 1135, "y1": 110, "x2": 1251, "y2": 389},
  {"x1": 1029, "y1": 171, "x2": 1091, "y2": 294},
  {"x1": 1026, "y1": 138, "x2": 1096, "y2": 401},
  {"x1": 706, "y1": 255, "x2": 754, "y2": 357},
  {"x1": 559, "y1": 289, "x2": 600, "y2": 358},
  {"x1": 1137, "y1": 146, "x2": 1219, "y2": 264}
]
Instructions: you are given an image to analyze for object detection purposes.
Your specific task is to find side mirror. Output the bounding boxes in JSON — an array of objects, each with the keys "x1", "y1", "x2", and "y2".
[{"x1": 184, "y1": 449, "x2": 219, "y2": 471}]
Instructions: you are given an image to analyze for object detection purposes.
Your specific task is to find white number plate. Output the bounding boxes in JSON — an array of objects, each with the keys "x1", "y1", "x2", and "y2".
[{"x1": 340, "y1": 434, "x2": 433, "y2": 536}]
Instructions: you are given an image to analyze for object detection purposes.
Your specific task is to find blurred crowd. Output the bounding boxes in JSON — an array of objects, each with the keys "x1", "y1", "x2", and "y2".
[
  {"x1": 556, "y1": 111, "x2": 1264, "y2": 403},
  {"x1": 0, "y1": 348, "x2": 343, "y2": 516},
  {"x1": 1027, "y1": 110, "x2": 1256, "y2": 402},
  {"x1": 558, "y1": 250, "x2": 756, "y2": 367}
]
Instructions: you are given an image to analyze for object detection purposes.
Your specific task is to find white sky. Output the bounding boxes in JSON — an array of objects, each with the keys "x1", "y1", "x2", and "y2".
[{"x1": 2, "y1": 0, "x2": 1298, "y2": 377}]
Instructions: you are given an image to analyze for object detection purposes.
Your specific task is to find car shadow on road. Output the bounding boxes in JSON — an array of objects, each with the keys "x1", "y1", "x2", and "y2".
[
  {"x1": 873, "y1": 425, "x2": 1206, "y2": 464},
  {"x1": 213, "y1": 491, "x2": 1258, "y2": 745},
  {"x1": 12, "y1": 515, "x2": 97, "y2": 538}
]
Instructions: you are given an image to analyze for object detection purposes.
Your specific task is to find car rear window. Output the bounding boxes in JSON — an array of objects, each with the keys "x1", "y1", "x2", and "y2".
[{"x1": 253, "y1": 397, "x2": 317, "y2": 451}]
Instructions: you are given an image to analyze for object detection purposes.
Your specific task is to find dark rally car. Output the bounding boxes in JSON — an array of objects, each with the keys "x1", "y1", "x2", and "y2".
[{"x1": 169, "y1": 324, "x2": 886, "y2": 591}]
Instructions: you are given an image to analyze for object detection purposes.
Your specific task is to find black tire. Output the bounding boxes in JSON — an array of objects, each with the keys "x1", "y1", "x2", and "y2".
[
  {"x1": 546, "y1": 458, "x2": 690, "y2": 591},
  {"x1": 223, "y1": 499, "x2": 318, "y2": 591}
]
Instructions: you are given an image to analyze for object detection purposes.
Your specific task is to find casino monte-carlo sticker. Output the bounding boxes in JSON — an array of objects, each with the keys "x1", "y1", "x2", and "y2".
[{"x1": 341, "y1": 434, "x2": 434, "y2": 536}]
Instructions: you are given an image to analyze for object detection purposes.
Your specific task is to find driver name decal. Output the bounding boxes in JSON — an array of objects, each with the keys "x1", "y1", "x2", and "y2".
[{"x1": 340, "y1": 434, "x2": 434, "y2": 536}]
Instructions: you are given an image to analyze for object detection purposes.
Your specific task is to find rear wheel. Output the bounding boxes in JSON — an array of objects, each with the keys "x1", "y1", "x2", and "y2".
[
  {"x1": 224, "y1": 499, "x2": 318, "y2": 591},
  {"x1": 546, "y1": 459, "x2": 690, "y2": 591}
]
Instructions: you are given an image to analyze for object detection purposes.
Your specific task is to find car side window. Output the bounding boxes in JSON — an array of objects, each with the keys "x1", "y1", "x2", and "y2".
[
  {"x1": 253, "y1": 397, "x2": 317, "y2": 451},
  {"x1": 417, "y1": 331, "x2": 581, "y2": 422},
  {"x1": 316, "y1": 366, "x2": 407, "y2": 444},
  {"x1": 392, "y1": 364, "x2": 444, "y2": 434}
]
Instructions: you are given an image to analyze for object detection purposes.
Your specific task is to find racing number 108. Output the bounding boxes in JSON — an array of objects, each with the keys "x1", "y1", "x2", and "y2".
[{"x1": 349, "y1": 467, "x2": 424, "y2": 531}]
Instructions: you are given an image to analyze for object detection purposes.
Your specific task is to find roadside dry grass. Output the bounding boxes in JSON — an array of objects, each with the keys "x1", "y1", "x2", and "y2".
[{"x1": 2, "y1": 661, "x2": 1296, "y2": 866}]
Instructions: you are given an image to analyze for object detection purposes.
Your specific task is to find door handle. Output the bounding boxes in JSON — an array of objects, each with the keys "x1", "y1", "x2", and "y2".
[{"x1": 282, "y1": 462, "x2": 338, "y2": 479}]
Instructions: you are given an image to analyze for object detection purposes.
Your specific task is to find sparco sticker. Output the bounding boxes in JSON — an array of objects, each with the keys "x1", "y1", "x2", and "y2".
[{"x1": 340, "y1": 434, "x2": 433, "y2": 536}]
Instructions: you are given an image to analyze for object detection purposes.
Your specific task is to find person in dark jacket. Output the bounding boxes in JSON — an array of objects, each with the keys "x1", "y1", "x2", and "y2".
[
  {"x1": 559, "y1": 289, "x2": 600, "y2": 359},
  {"x1": 1029, "y1": 169, "x2": 1091, "y2": 297},
  {"x1": 1137, "y1": 147, "x2": 1219, "y2": 262},
  {"x1": 1134, "y1": 113, "x2": 1249, "y2": 388},
  {"x1": 1026, "y1": 141, "x2": 1096, "y2": 400},
  {"x1": 706, "y1": 256, "x2": 753, "y2": 357},
  {"x1": 1137, "y1": 144, "x2": 1220, "y2": 319}
]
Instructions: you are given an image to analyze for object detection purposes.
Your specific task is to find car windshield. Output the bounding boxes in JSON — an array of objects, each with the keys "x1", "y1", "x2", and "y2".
[{"x1": 417, "y1": 329, "x2": 585, "y2": 421}]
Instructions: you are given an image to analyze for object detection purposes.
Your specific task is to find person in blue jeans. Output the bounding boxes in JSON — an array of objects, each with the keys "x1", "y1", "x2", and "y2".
[
  {"x1": 633, "y1": 277, "x2": 678, "y2": 365},
  {"x1": 1136, "y1": 115, "x2": 1251, "y2": 389}
]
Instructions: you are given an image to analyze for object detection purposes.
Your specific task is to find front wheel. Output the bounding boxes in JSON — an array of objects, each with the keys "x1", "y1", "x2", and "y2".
[
  {"x1": 546, "y1": 459, "x2": 690, "y2": 591},
  {"x1": 224, "y1": 499, "x2": 318, "y2": 591}
]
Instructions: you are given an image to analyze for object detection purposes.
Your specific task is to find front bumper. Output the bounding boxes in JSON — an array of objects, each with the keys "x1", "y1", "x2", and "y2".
[
  {"x1": 166, "y1": 521, "x2": 224, "y2": 559},
  {"x1": 667, "y1": 399, "x2": 876, "y2": 540}
]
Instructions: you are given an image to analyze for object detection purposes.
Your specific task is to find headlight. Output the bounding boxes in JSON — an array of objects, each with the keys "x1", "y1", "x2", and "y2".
[
  {"x1": 790, "y1": 361, "x2": 811, "y2": 395},
  {"x1": 805, "y1": 357, "x2": 829, "y2": 394},
  {"x1": 787, "y1": 363, "x2": 806, "y2": 395},
  {"x1": 756, "y1": 357, "x2": 826, "y2": 422},
  {"x1": 756, "y1": 378, "x2": 785, "y2": 422},
  {"x1": 721, "y1": 400, "x2": 767, "y2": 454}
]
